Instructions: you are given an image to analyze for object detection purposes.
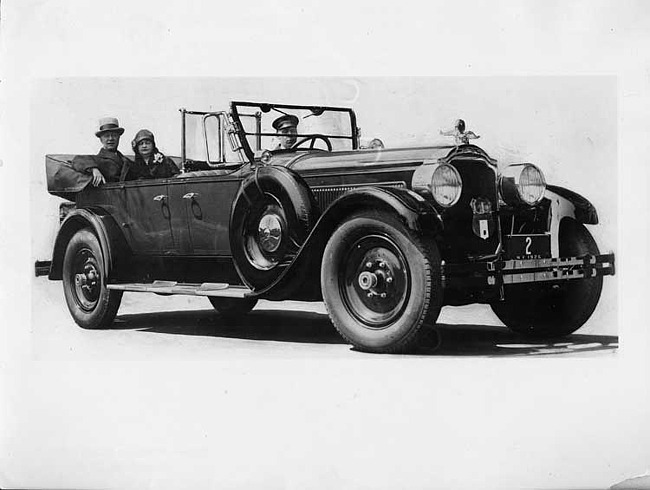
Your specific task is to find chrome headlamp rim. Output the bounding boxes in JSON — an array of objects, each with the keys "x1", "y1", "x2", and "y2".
[
  {"x1": 411, "y1": 162, "x2": 463, "y2": 208},
  {"x1": 431, "y1": 163, "x2": 463, "y2": 208},
  {"x1": 499, "y1": 163, "x2": 546, "y2": 206}
]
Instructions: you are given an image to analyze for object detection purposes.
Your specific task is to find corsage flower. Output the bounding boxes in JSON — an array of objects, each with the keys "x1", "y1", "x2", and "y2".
[{"x1": 153, "y1": 153, "x2": 164, "y2": 164}]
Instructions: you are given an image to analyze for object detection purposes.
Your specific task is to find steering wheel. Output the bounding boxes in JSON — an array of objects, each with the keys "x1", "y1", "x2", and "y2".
[{"x1": 293, "y1": 135, "x2": 332, "y2": 151}]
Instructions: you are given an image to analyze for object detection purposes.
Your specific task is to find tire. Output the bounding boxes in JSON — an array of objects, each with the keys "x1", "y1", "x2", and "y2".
[
  {"x1": 321, "y1": 211, "x2": 443, "y2": 353},
  {"x1": 208, "y1": 297, "x2": 258, "y2": 319},
  {"x1": 230, "y1": 167, "x2": 317, "y2": 290},
  {"x1": 62, "y1": 228, "x2": 123, "y2": 329},
  {"x1": 491, "y1": 219, "x2": 604, "y2": 338}
]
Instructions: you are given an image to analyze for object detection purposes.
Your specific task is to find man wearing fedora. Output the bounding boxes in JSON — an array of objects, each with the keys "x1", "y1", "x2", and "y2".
[
  {"x1": 272, "y1": 114, "x2": 300, "y2": 150},
  {"x1": 72, "y1": 117, "x2": 136, "y2": 186}
]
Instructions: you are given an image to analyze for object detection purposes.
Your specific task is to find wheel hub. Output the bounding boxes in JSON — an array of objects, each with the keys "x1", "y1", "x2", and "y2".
[
  {"x1": 342, "y1": 236, "x2": 410, "y2": 328},
  {"x1": 357, "y1": 258, "x2": 395, "y2": 299},
  {"x1": 72, "y1": 253, "x2": 101, "y2": 310},
  {"x1": 358, "y1": 271, "x2": 378, "y2": 290},
  {"x1": 74, "y1": 263, "x2": 99, "y2": 299}
]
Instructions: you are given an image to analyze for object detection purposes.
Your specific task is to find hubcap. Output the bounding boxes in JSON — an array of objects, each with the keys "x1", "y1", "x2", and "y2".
[
  {"x1": 258, "y1": 213, "x2": 283, "y2": 253},
  {"x1": 244, "y1": 195, "x2": 287, "y2": 271},
  {"x1": 341, "y1": 235, "x2": 410, "y2": 329}
]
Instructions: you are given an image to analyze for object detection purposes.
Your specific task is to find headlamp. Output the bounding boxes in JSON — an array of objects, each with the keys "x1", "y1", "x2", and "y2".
[
  {"x1": 499, "y1": 163, "x2": 546, "y2": 205},
  {"x1": 411, "y1": 162, "x2": 463, "y2": 207}
]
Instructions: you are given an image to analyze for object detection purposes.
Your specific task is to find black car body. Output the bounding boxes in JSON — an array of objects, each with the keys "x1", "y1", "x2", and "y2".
[{"x1": 40, "y1": 101, "x2": 616, "y2": 353}]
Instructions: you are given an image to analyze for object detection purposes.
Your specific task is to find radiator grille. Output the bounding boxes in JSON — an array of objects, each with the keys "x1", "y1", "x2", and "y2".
[
  {"x1": 312, "y1": 181, "x2": 406, "y2": 211},
  {"x1": 440, "y1": 159, "x2": 500, "y2": 259}
]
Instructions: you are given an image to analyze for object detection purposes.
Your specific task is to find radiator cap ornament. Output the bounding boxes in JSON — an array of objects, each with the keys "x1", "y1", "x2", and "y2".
[{"x1": 440, "y1": 119, "x2": 480, "y2": 145}]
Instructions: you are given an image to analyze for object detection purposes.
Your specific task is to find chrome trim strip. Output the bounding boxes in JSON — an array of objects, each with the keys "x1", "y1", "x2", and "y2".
[{"x1": 312, "y1": 181, "x2": 407, "y2": 192}]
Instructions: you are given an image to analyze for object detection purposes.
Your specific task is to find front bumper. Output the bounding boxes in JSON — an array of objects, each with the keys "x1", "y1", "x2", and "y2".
[{"x1": 445, "y1": 253, "x2": 615, "y2": 289}]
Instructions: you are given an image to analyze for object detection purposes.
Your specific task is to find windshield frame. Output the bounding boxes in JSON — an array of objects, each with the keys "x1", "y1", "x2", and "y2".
[{"x1": 230, "y1": 101, "x2": 359, "y2": 162}]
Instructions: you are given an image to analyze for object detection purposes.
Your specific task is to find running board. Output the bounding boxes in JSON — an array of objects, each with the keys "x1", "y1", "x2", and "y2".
[{"x1": 107, "y1": 281, "x2": 252, "y2": 298}]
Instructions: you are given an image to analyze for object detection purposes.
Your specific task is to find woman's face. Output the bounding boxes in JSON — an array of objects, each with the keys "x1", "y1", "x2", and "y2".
[{"x1": 137, "y1": 139, "x2": 154, "y2": 158}]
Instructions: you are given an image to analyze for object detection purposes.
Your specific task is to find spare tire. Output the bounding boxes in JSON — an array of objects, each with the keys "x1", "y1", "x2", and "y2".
[{"x1": 230, "y1": 166, "x2": 318, "y2": 291}]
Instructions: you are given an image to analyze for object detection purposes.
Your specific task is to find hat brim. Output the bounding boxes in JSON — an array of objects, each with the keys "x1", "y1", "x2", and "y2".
[
  {"x1": 95, "y1": 127, "x2": 125, "y2": 137},
  {"x1": 272, "y1": 115, "x2": 300, "y2": 130}
]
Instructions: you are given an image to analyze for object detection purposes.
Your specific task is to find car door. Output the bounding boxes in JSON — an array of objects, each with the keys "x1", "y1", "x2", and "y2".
[
  {"x1": 122, "y1": 179, "x2": 176, "y2": 254},
  {"x1": 179, "y1": 175, "x2": 241, "y2": 255}
]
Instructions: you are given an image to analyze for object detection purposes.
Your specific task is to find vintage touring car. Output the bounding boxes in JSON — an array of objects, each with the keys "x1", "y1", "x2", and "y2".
[{"x1": 39, "y1": 101, "x2": 616, "y2": 353}]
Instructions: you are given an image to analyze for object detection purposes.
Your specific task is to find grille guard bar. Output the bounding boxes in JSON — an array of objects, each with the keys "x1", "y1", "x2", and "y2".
[{"x1": 445, "y1": 253, "x2": 615, "y2": 287}]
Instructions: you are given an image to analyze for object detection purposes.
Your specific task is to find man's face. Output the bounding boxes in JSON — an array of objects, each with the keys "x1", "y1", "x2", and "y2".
[
  {"x1": 278, "y1": 127, "x2": 297, "y2": 149},
  {"x1": 99, "y1": 131, "x2": 121, "y2": 151}
]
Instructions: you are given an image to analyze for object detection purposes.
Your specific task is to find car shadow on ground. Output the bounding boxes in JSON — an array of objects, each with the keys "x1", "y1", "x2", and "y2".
[
  {"x1": 113, "y1": 308, "x2": 618, "y2": 356},
  {"x1": 114, "y1": 309, "x2": 347, "y2": 345}
]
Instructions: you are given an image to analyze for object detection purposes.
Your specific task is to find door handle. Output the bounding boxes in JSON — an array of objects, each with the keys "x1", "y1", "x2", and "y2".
[
  {"x1": 153, "y1": 194, "x2": 167, "y2": 202},
  {"x1": 183, "y1": 192, "x2": 199, "y2": 200}
]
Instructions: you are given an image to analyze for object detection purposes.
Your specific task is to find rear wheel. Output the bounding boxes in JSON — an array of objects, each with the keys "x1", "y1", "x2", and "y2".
[
  {"x1": 208, "y1": 297, "x2": 258, "y2": 319},
  {"x1": 62, "y1": 229, "x2": 122, "y2": 329},
  {"x1": 321, "y1": 211, "x2": 443, "y2": 353},
  {"x1": 491, "y1": 219, "x2": 603, "y2": 338}
]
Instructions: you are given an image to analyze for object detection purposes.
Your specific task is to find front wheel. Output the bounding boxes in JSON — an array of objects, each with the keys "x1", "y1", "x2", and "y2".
[
  {"x1": 62, "y1": 229, "x2": 122, "y2": 329},
  {"x1": 491, "y1": 219, "x2": 604, "y2": 338},
  {"x1": 321, "y1": 211, "x2": 443, "y2": 353}
]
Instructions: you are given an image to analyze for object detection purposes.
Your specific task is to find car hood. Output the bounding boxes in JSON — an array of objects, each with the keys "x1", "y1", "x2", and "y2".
[{"x1": 280, "y1": 145, "x2": 489, "y2": 173}]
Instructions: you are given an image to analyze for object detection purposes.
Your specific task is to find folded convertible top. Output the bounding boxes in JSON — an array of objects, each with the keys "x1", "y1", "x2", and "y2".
[{"x1": 46, "y1": 154, "x2": 93, "y2": 201}]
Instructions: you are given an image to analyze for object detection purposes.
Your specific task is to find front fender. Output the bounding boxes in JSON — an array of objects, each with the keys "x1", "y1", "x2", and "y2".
[
  {"x1": 546, "y1": 185, "x2": 598, "y2": 224},
  {"x1": 545, "y1": 186, "x2": 598, "y2": 257},
  {"x1": 317, "y1": 186, "x2": 443, "y2": 237},
  {"x1": 253, "y1": 186, "x2": 443, "y2": 300},
  {"x1": 49, "y1": 207, "x2": 131, "y2": 281}
]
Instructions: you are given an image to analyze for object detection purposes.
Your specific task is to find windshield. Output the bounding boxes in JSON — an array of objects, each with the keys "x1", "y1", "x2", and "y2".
[{"x1": 231, "y1": 102, "x2": 358, "y2": 161}]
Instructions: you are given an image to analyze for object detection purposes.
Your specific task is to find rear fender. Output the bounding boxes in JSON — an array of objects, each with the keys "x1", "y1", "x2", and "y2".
[
  {"x1": 254, "y1": 186, "x2": 443, "y2": 300},
  {"x1": 49, "y1": 207, "x2": 131, "y2": 281},
  {"x1": 545, "y1": 186, "x2": 598, "y2": 257}
]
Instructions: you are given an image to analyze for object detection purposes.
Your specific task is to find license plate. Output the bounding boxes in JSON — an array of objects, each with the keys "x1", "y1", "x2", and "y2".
[{"x1": 506, "y1": 234, "x2": 551, "y2": 259}]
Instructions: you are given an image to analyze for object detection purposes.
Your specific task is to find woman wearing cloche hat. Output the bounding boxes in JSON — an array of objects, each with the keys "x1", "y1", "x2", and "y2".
[{"x1": 131, "y1": 129, "x2": 180, "y2": 179}]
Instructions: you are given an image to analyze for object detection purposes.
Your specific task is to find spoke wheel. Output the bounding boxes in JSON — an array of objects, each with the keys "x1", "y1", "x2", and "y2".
[
  {"x1": 62, "y1": 229, "x2": 122, "y2": 329},
  {"x1": 321, "y1": 211, "x2": 443, "y2": 353}
]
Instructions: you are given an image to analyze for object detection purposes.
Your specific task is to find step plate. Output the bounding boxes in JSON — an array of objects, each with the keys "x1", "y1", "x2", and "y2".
[{"x1": 107, "y1": 282, "x2": 252, "y2": 298}]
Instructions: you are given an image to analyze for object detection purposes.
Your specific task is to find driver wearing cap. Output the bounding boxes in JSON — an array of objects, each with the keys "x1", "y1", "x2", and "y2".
[{"x1": 272, "y1": 114, "x2": 299, "y2": 150}]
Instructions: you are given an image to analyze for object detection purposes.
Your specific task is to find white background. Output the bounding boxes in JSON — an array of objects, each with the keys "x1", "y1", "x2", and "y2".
[{"x1": 2, "y1": 1, "x2": 649, "y2": 489}]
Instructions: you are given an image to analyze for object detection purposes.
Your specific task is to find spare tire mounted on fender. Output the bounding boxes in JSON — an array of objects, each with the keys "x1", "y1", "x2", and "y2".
[{"x1": 230, "y1": 166, "x2": 317, "y2": 290}]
